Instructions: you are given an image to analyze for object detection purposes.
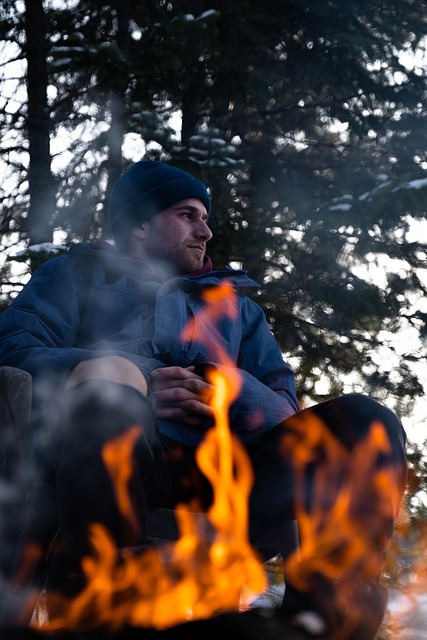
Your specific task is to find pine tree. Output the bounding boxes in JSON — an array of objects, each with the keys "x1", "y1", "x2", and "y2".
[{"x1": 0, "y1": 0, "x2": 426, "y2": 415}]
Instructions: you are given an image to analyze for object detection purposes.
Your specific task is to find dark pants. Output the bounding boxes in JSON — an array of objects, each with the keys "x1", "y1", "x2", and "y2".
[
  {"x1": 147, "y1": 393, "x2": 405, "y2": 505},
  {"x1": 150, "y1": 393, "x2": 407, "y2": 570}
]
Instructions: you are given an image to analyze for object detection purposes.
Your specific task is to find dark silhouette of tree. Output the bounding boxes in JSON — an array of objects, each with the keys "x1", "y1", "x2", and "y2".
[
  {"x1": 0, "y1": 0, "x2": 426, "y2": 416},
  {"x1": 24, "y1": 0, "x2": 56, "y2": 270}
]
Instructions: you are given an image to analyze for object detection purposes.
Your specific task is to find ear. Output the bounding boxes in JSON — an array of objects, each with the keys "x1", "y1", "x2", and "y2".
[{"x1": 131, "y1": 223, "x2": 149, "y2": 240}]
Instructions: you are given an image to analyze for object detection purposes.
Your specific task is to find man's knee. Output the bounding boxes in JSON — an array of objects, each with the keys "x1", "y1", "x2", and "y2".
[
  {"x1": 65, "y1": 356, "x2": 148, "y2": 397},
  {"x1": 310, "y1": 393, "x2": 404, "y2": 442}
]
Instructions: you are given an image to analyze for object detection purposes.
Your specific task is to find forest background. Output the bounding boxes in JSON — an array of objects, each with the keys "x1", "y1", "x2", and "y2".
[{"x1": 1, "y1": 1, "x2": 427, "y2": 635}]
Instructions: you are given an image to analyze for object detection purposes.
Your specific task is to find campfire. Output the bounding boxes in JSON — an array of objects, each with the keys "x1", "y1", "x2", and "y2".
[
  {"x1": 31, "y1": 369, "x2": 267, "y2": 633},
  {"x1": 24, "y1": 282, "x2": 269, "y2": 634},
  {"x1": 1, "y1": 281, "x2": 418, "y2": 639}
]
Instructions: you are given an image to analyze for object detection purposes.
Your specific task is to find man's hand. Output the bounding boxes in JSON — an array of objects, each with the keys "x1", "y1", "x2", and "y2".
[{"x1": 150, "y1": 366, "x2": 214, "y2": 427}]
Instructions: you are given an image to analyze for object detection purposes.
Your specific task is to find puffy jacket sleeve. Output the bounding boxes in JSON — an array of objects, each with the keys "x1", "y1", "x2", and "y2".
[
  {"x1": 0, "y1": 253, "x2": 170, "y2": 381},
  {"x1": 0, "y1": 255, "x2": 97, "y2": 378},
  {"x1": 227, "y1": 295, "x2": 300, "y2": 439}
]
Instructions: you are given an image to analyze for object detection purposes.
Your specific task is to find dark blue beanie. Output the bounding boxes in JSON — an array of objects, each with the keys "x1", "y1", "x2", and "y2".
[{"x1": 108, "y1": 160, "x2": 211, "y2": 250}]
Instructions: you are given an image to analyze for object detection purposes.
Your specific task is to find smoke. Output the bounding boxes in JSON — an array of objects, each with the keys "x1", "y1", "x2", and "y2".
[{"x1": 0, "y1": 422, "x2": 39, "y2": 625}]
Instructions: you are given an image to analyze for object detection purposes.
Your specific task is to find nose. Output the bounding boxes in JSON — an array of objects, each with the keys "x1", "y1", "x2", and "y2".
[{"x1": 196, "y1": 218, "x2": 213, "y2": 241}]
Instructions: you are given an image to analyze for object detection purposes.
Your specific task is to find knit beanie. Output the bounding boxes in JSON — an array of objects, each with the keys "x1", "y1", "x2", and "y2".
[{"x1": 108, "y1": 160, "x2": 211, "y2": 251}]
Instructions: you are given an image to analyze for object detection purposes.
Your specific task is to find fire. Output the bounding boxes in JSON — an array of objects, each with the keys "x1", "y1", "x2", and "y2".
[
  {"x1": 26, "y1": 279, "x2": 413, "y2": 636},
  {"x1": 102, "y1": 424, "x2": 143, "y2": 535},
  {"x1": 32, "y1": 281, "x2": 267, "y2": 632},
  {"x1": 281, "y1": 413, "x2": 403, "y2": 634},
  {"x1": 181, "y1": 281, "x2": 238, "y2": 370}
]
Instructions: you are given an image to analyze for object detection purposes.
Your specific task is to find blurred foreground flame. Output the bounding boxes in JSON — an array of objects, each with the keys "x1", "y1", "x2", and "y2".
[
  {"x1": 33, "y1": 281, "x2": 267, "y2": 632},
  {"x1": 283, "y1": 418, "x2": 394, "y2": 588},
  {"x1": 102, "y1": 424, "x2": 143, "y2": 536},
  {"x1": 281, "y1": 413, "x2": 405, "y2": 635}
]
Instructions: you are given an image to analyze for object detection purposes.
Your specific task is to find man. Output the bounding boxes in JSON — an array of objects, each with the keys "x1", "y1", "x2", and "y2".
[{"x1": 0, "y1": 160, "x2": 407, "y2": 638}]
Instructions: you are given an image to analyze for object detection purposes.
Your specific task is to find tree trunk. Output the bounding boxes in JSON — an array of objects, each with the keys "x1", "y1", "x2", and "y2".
[
  {"x1": 103, "y1": 0, "x2": 132, "y2": 238},
  {"x1": 24, "y1": 0, "x2": 55, "y2": 270}
]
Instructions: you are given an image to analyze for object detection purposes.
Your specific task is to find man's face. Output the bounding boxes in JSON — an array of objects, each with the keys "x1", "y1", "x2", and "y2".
[{"x1": 138, "y1": 198, "x2": 213, "y2": 274}]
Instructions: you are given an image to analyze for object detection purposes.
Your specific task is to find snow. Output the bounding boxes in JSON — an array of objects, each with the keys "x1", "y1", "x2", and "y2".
[
  {"x1": 407, "y1": 177, "x2": 427, "y2": 190},
  {"x1": 329, "y1": 203, "x2": 352, "y2": 211},
  {"x1": 12, "y1": 242, "x2": 68, "y2": 259}
]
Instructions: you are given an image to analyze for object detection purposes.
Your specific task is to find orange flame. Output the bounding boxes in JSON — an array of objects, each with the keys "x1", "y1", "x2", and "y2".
[
  {"x1": 180, "y1": 281, "x2": 238, "y2": 370},
  {"x1": 36, "y1": 371, "x2": 266, "y2": 632},
  {"x1": 33, "y1": 282, "x2": 267, "y2": 632},
  {"x1": 102, "y1": 424, "x2": 143, "y2": 533},
  {"x1": 281, "y1": 413, "x2": 403, "y2": 633}
]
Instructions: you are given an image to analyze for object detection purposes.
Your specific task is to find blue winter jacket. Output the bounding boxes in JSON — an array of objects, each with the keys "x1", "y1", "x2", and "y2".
[{"x1": 0, "y1": 242, "x2": 300, "y2": 445}]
